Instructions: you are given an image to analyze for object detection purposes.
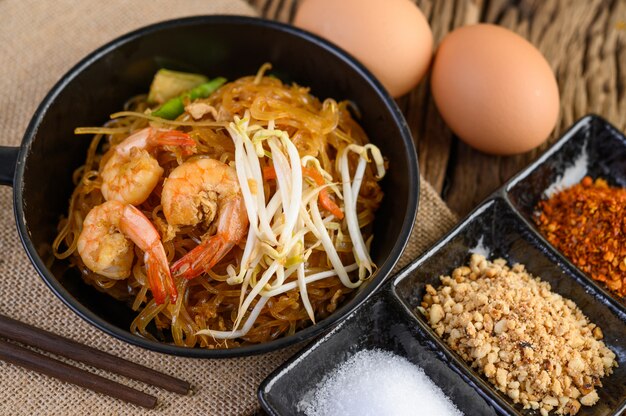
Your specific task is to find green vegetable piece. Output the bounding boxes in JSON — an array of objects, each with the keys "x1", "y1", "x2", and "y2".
[
  {"x1": 148, "y1": 69, "x2": 208, "y2": 104},
  {"x1": 151, "y1": 77, "x2": 227, "y2": 120}
]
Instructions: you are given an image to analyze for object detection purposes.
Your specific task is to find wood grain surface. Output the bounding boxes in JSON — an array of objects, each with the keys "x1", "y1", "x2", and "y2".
[{"x1": 248, "y1": 0, "x2": 626, "y2": 216}]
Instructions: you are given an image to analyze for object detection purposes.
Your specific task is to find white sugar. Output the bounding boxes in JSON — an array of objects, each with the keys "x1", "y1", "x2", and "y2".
[{"x1": 298, "y1": 349, "x2": 463, "y2": 416}]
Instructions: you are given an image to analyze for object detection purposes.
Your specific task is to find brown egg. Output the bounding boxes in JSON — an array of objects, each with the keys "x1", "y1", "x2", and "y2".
[
  {"x1": 294, "y1": 0, "x2": 433, "y2": 97},
  {"x1": 431, "y1": 24, "x2": 560, "y2": 155}
]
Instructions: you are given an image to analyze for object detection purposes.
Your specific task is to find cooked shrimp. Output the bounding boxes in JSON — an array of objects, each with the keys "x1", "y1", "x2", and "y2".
[
  {"x1": 162, "y1": 158, "x2": 249, "y2": 279},
  {"x1": 101, "y1": 127, "x2": 196, "y2": 205},
  {"x1": 77, "y1": 200, "x2": 177, "y2": 304}
]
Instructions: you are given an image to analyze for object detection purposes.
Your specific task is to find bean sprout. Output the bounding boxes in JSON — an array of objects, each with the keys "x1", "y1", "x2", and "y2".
[{"x1": 201, "y1": 112, "x2": 385, "y2": 338}]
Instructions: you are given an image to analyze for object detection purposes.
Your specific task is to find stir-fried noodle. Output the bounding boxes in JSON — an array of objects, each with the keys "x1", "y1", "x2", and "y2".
[{"x1": 53, "y1": 64, "x2": 385, "y2": 348}]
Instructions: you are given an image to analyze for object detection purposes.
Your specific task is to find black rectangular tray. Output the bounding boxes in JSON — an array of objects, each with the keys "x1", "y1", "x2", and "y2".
[
  {"x1": 259, "y1": 115, "x2": 626, "y2": 416},
  {"x1": 258, "y1": 288, "x2": 503, "y2": 415},
  {"x1": 505, "y1": 115, "x2": 626, "y2": 311}
]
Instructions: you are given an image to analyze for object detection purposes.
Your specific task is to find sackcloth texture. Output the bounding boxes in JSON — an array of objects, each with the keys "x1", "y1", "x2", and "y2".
[{"x1": 0, "y1": 1, "x2": 457, "y2": 415}]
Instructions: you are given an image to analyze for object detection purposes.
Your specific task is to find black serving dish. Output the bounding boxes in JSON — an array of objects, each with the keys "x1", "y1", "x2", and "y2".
[
  {"x1": 393, "y1": 197, "x2": 626, "y2": 416},
  {"x1": 0, "y1": 16, "x2": 418, "y2": 358},
  {"x1": 260, "y1": 116, "x2": 626, "y2": 415},
  {"x1": 259, "y1": 288, "x2": 503, "y2": 416},
  {"x1": 506, "y1": 115, "x2": 626, "y2": 311}
]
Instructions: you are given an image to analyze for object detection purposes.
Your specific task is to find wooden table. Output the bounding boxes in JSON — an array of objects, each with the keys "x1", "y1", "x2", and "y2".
[{"x1": 248, "y1": 0, "x2": 626, "y2": 216}]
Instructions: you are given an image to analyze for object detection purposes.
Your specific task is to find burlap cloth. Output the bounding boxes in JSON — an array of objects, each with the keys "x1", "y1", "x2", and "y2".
[{"x1": 0, "y1": 1, "x2": 457, "y2": 414}]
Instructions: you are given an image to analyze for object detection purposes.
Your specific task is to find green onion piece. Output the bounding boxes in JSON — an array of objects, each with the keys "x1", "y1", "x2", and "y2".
[{"x1": 151, "y1": 77, "x2": 227, "y2": 120}]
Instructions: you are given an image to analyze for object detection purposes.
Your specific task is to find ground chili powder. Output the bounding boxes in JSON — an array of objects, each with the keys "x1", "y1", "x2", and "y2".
[{"x1": 535, "y1": 176, "x2": 626, "y2": 298}]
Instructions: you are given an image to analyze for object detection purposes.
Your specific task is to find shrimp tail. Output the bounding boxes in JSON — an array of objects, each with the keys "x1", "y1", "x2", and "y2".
[
  {"x1": 153, "y1": 130, "x2": 195, "y2": 146},
  {"x1": 171, "y1": 235, "x2": 234, "y2": 280},
  {"x1": 120, "y1": 204, "x2": 178, "y2": 304},
  {"x1": 152, "y1": 130, "x2": 197, "y2": 155},
  {"x1": 146, "y1": 256, "x2": 166, "y2": 304},
  {"x1": 145, "y1": 246, "x2": 178, "y2": 304}
]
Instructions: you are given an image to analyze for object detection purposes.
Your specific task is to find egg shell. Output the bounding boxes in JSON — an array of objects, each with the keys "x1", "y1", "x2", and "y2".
[
  {"x1": 294, "y1": 0, "x2": 433, "y2": 97},
  {"x1": 431, "y1": 24, "x2": 560, "y2": 155}
]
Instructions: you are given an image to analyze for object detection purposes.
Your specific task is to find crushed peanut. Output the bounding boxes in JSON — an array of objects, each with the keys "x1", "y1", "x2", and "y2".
[{"x1": 418, "y1": 254, "x2": 617, "y2": 415}]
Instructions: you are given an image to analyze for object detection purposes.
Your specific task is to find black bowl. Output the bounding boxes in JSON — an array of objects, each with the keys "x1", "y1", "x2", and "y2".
[{"x1": 0, "y1": 16, "x2": 418, "y2": 357}]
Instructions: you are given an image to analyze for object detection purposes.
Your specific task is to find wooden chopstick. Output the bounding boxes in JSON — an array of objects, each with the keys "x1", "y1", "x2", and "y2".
[
  {"x1": 0, "y1": 314, "x2": 190, "y2": 394},
  {"x1": 0, "y1": 338, "x2": 157, "y2": 409}
]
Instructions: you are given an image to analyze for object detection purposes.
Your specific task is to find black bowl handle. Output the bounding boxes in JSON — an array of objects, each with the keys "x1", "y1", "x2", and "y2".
[{"x1": 0, "y1": 146, "x2": 19, "y2": 187}]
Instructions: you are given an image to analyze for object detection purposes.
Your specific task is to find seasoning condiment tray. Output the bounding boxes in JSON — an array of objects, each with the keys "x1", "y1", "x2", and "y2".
[
  {"x1": 258, "y1": 288, "x2": 503, "y2": 415},
  {"x1": 392, "y1": 197, "x2": 626, "y2": 416},
  {"x1": 259, "y1": 115, "x2": 626, "y2": 416},
  {"x1": 506, "y1": 115, "x2": 626, "y2": 311}
]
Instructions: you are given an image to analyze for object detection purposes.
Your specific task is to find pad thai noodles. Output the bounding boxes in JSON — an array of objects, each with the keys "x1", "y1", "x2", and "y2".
[{"x1": 53, "y1": 64, "x2": 386, "y2": 348}]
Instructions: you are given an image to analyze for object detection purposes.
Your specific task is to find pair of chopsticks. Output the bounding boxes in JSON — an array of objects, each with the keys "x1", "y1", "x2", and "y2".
[{"x1": 0, "y1": 313, "x2": 190, "y2": 409}]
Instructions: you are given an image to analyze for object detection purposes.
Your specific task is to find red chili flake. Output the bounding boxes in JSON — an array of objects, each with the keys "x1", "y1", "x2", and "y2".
[{"x1": 535, "y1": 176, "x2": 626, "y2": 298}]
